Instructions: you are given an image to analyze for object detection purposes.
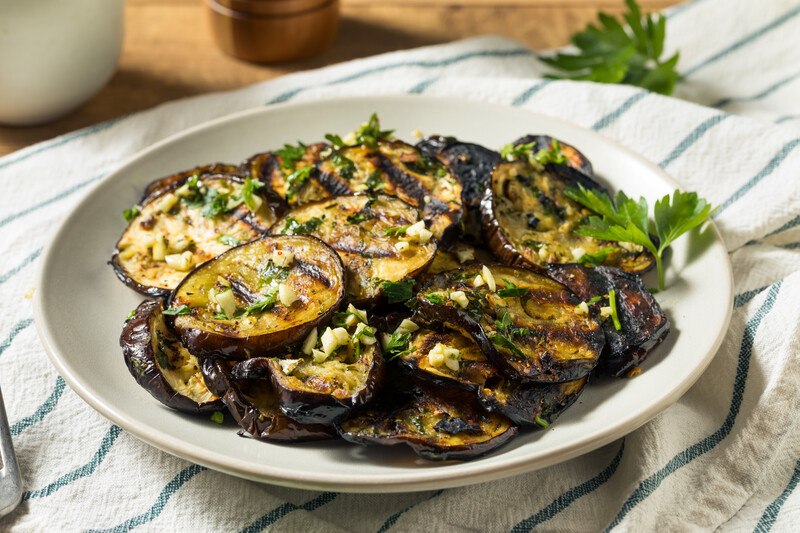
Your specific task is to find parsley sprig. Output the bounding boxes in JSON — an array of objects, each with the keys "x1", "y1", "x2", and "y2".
[
  {"x1": 500, "y1": 140, "x2": 566, "y2": 166},
  {"x1": 565, "y1": 184, "x2": 715, "y2": 290},
  {"x1": 539, "y1": 0, "x2": 680, "y2": 95}
]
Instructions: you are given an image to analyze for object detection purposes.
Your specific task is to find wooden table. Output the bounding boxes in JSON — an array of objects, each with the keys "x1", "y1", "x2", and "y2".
[{"x1": 0, "y1": 0, "x2": 679, "y2": 156}]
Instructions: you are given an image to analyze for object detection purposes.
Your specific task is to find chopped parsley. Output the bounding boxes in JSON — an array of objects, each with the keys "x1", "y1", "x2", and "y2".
[
  {"x1": 282, "y1": 216, "x2": 323, "y2": 235},
  {"x1": 587, "y1": 295, "x2": 603, "y2": 305},
  {"x1": 126, "y1": 309, "x2": 137, "y2": 320},
  {"x1": 218, "y1": 234, "x2": 240, "y2": 247},
  {"x1": 384, "y1": 331, "x2": 412, "y2": 360},
  {"x1": 382, "y1": 279, "x2": 414, "y2": 304},
  {"x1": 407, "y1": 155, "x2": 449, "y2": 178},
  {"x1": 346, "y1": 208, "x2": 374, "y2": 224},
  {"x1": 577, "y1": 247, "x2": 615, "y2": 267},
  {"x1": 364, "y1": 171, "x2": 385, "y2": 192},
  {"x1": 210, "y1": 411, "x2": 225, "y2": 424},
  {"x1": 163, "y1": 305, "x2": 191, "y2": 316},
  {"x1": 423, "y1": 293, "x2": 446, "y2": 305},
  {"x1": 275, "y1": 142, "x2": 307, "y2": 169},
  {"x1": 324, "y1": 133, "x2": 346, "y2": 148},
  {"x1": 608, "y1": 289, "x2": 622, "y2": 331},
  {"x1": 490, "y1": 310, "x2": 530, "y2": 358},
  {"x1": 497, "y1": 279, "x2": 529, "y2": 298},
  {"x1": 285, "y1": 166, "x2": 314, "y2": 200},
  {"x1": 245, "y1": 292, "x2": 278, "y2": 315},
  {"x1": 534, "y1": 416, "x2": 550, "y2": 429},
  {"x1": 500, "y1": 139, "x2": 566, "y2": 166},
  {"x1": 240, "y1": 176, "x2": 265, "y2": 212},
  {"x1": 258, "y1": 261, "x2": 290, "y2": 286},
  {"x1": 331, "y1": 150, "x2": 356, "y2": 180},
  {"x1": 383, "y1": 225, "x2": 409, "y2": 237},
  {"x1": 354, "y1": 113, "x2": 394, "y2": 148},
  {"x1": 122, "y1": 204, "x2": 141, "y2": 222}
]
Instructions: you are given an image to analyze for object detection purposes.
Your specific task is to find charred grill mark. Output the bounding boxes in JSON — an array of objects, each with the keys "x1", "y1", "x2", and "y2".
[
  {"x1": 228, "y1": 279, "x2": 261, "y2": 305},
  {"x1": 295, "y1": 260, "x2": 336, "y2": 288}
]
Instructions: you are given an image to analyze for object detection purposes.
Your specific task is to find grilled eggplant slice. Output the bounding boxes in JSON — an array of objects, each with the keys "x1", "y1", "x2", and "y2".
[
  {"x1": 223, "y1": 378, "x2": 336, "y2": 441},
  {"x1": 378, "y1": 140, "x2": 463, "y2": 241},
  {"x1": 547, "y1": 264, "x2": 670, "y2": 377},
  {"x1": 317, "y1": 145, "x2": 399, "y2": 197},
  {"x1": 511, "y1": 135, "x2": 594, "y2": 177},
  {"x1": 426, "y1": 243, "x2": 494, "y2": 276},
  {"x1": 337, "y1": 383, "x2": 517, "y2": 461},
  {"x1": 171, "y1": 235, "x2": 346, "y2": 359},
  {"x1": 479, "y1": 375, "x2": 587, "y2": 427},
  {"x1": 481, "y1": 160, "x2": 654, "y2": 273},
  {"x1": 416, "y1": 265, "x2": 604, "y2": 383},
  {"x1": 269, "y1": 194, "x2": 436, "y2": 304},
  {"x1": 141, "y1": 163, "x2": 241, "y2": 204},
  {"x1": 232, "y1": 315, "x2": 385, "y2": 424},
  {"x1": 416, "y1": 135, "x2": 501, "y2": 210},
  {"x1": 120, "y1": 299, "x2": 221, "y2": 413},
  {"x1": 112, "y1": 175, "x2": 275, "y2": 297},
  {"x1": 241, "y1": 143, "x2": 330, "y2": 207},
  {"x1": 398, "y1": 328, "x2": 498, "y2": 391},
  {"x1": 199, "y1": 358, "x2": 236, "y2": 397}
]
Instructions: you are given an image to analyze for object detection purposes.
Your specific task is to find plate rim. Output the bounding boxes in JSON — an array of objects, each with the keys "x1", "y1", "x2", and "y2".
[{"x1": 33, "y1": 94, "x2": 734, "y2": 493}]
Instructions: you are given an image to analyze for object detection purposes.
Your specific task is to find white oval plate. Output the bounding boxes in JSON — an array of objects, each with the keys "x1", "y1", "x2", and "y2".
[{"x1": 34, "y1": 96, "x2": 732, "y2": 493}]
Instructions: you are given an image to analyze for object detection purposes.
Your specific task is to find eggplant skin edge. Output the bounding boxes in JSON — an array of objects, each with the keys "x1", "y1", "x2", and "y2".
[
  {"x1": 335, "y1": 390, "x2": 519, "y2": 461},
  {"x1": 120, "y1": 299, "x2": 222, "y2": 414},
  {"x1": 222, "y1": 380, "x2": 337, "y2": 442}
]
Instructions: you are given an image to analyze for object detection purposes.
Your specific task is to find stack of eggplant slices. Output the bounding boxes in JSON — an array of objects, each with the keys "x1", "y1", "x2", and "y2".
[{"x1": 113, "y1": 115, "x2": 669, "y2": 462}]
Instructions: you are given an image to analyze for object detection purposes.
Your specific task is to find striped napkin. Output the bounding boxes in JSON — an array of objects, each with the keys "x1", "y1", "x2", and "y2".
[{"x1": 3, "y1": 0, "x2": 800, "y2": 530}]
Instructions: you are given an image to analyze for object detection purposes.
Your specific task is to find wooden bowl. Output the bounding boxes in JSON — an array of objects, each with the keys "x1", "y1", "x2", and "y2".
[{"x1": 207, "y1": 0, "x2": 339, "y2": 63}]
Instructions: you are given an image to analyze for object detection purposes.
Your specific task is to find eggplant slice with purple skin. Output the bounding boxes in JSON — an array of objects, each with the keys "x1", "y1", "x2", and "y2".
[
  {"x1": 269, "y1": 194, "x2": 437, "y2": 304},
  {"x1": 378, "y1": 140, "x2": 463, "y2": 241},
  {"x1": 223, "y1": 377, "x2": 336, "y2": 442},
  {"x1": 397, "y1": 328, "x2": 499, "y2": 392},
  {"x1": 141, "y1": 163, "x2": 242, "y2": 205},
  {"x1": 232, "y1": 312, "x2": 385, "y2": 425},
  {"x1": 547, "y1": 263, "x2": 670, "y2": 377},
  {"x1": 481, "y1": 160, "x2": 655, "y2": 274},
  {"x1": 240, "y1": 142, "x2": 331, "y2": 207},
  {"x1": 111, "y1": 174, "x2": 276, "y2": 298},
  {"x1": 337, "y1": 382, "x2": 518, "y2": 461},
  {"x1": 510, "y1": 135, "x2": 594, "y2": 178},
  {"x1": 171, "y1": 235, "x2": 346, "y2": 359},
  {"x1": 199, "y1": 358, "x2": 236, "y2": 398},
  {"x1": 479, "y1": 375, "x2": 588, "y2": 428},
  {"x1": 120, "y1": 299, "x2": 222, "y2": 414},
  {"x1": 415, "y1": 264, "x2": 605, "y2": 383}
]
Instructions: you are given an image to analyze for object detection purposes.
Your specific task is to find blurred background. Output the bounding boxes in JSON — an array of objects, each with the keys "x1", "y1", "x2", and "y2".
[{"x1": 0, "y1": 0, "x2": 680, "y2": 156}]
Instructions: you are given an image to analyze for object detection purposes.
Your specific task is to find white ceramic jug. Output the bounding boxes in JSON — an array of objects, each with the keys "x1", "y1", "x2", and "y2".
[{"x1": 0, "y1": 0, "x2": 124, "y2": 126}]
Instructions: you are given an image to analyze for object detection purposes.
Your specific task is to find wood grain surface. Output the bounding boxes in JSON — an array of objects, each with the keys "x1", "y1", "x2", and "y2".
[{"x1": 0, "y1": 0, "x2": 679, "y2": 156}]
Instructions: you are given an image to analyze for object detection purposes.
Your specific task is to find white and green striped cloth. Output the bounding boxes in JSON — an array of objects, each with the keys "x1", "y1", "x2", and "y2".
[{"x1": 3, "y1": 0, "x2": 800, "y2": 530}]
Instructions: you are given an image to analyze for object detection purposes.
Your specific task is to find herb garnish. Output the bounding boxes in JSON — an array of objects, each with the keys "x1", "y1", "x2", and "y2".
[
  {"x1": 258, "y1": 261, "x2": 290, "y2": 286},
  {"x1": 285, "y1": 166, "x2": 314, "y2": 200},
  {"x1": 126, "y1": 309, "x2": 137, "y2": 320},
  {"x1": 423, "y1": 293, "x2": 446, "y2": 305},
  {"x1": 218, "y1": 234, "x2": 240, "y2": 247},
  {"x1": 539, "y1": 0, "x2": 680, "y2": 96},
  {"x1": 330, "y1": 151, "x2": 357, "y2": 180},
  {"x1": 282, "y1": 216, "x2": 323, "y2": 235},
  {"x1": 275, "y1": 142, "x2": 307, "y2": 169},
  {"x1": 497, "y1": 279, "x2": 529, "y2": 298},
  {"x1": 382, "y1": 279, "x2": 414, "y2": 304},
  {"x1": 534, "y1": 416, "x2": 550, "y2": 429},
  {"x1": 565, "y1": 184, "x2": 715, "y2": 290},
  {"x1": 355, "y1": 113, "x2": 394, "y2": 148},
  {"x1": 500, "y1": 140, "x2": 567, "y2": 166},
  {"x1": 384, "y1": 331, "x2": 412, "y2": 360},
  {"x1": 324, "y1": 134, "x2": 346, "y2": 148},
  {"x1": 210, "y1": 411, "x2": 225, "y2": 424},
  {"x1": 383, "y1": 225, "x2": 409, "y2": 237},
  {"x1": 245, "y1": 291, "x2": 278, "y2": 315},
  {"x1": 241, "y1": 177, "x2": 265, "y2": 212},
  {"x1": 490, "y1": 310, "x2": 530, "y2": 358},
  {"x1": 123, "y1": 205, "x2": 141, "y2": 222},
  {"x1": 577, "y1": 247, "x2": 616, "y2": 266},
  {"x1": 608, "y1": 289, "x2": 622, "y2": 331},
  {"x1": 346, "y1": 209, "x2": 374, "y2": 224},
  {"x1": 163, "y1": 305, "x2": 191, "y2": 316}
]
